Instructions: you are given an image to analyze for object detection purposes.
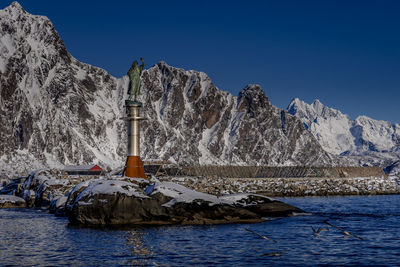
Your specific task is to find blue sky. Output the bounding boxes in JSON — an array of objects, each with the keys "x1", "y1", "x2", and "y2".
[{"x1": 3, "y1": 0, "x2": 400, "y2": 123}]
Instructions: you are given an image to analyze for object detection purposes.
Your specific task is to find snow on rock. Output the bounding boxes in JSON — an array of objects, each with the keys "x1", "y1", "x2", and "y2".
[
  {"x1": 0, "y1": 194, "x2": 26, "y2": 208},
  {"x1": 20, "y1": 169, "x2": 96, "y2": 209},
  {"x1": 219, "y1": 193, "x2": 275, "y2": 204},
  {"x1": 72, "y1": 179, "x2": 149, "y2": 206},
  {"x1": 23, "y1": 169, "x2": 69, "y2": 190},
  {"x1": 49, "y1": 195, "x2": 68, "y2": 213},
  {"x1": 0, "y1": 194, "x2": 25, "y2": 203},
  {"x1": 148, "y1": 180, "x2": 278, "y2": 208},
  {"x1": 67, "y1": 177, "x2": 302, "y2": 226},
  {"x1": 385, "y1": 161, "x2": 400, "y2": 178},
  {"x1": 149, "y1": 181, "x2": 227, "y2": 207}
]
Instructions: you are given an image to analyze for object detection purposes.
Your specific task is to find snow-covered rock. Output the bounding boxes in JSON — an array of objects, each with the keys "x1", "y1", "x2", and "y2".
[
  {"x1": 20, "y1": 169, "x2": 94, "y2": 209},
  {"x1": 0, "y1": 194, "x2": 26, "y2": 208},
  {"x1": 148, "y1": 181, "x2": 228, "y2": 207},
  {"x1": 0, "y1": 2, "x2": 332, "y2": 178},
  {"x1": 70, "y1": 178, "x2": 148, "y2": 207},
  {"x1": 288, "y1": 98, "x2": 400, "y2": 170},
  {"x1": 67, "y1": 178, "x2": 301, "y2": 225},
  {"x1": 385, "y1": 161, "x2": 400, "y2": 178}
]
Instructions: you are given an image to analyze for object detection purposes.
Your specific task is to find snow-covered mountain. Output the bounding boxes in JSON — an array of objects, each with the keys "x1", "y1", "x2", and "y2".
[
  {"x1": 0, "y1": 2, "x2": 332, "y2": 177},
  {"x1": 0, "y1": 2, "x2": 128, "y2": 177},
  {"x1": 288, "y1": 98, "x2": 400, "y2": 169}
]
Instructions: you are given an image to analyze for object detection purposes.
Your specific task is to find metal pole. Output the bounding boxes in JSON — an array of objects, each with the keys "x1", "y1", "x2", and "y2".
[{"x1": 127, "y1": 105, "x2": 141, "y2": 156}]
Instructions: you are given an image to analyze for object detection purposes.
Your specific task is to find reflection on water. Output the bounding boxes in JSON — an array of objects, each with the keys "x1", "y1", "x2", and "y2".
[
  {"x1": 126, "y1": 230, "x2": 154, "y2": 265},
  {"x1": 1, "y1": 195, "x2": 400, "y2": 266}
]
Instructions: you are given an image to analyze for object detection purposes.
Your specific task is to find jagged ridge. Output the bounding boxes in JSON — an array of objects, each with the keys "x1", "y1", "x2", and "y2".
[
  {"x1": 288, "y1": 98, "x2": 400, "y2": 170},
  {"x1": 0, "y1": 2, "x2": 332, "y2": 177}
]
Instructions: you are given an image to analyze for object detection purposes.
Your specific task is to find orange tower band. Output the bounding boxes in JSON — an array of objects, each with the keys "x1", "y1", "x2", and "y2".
[{"x1": 124, "y1": 155, "x2": 146, "y2": 178}]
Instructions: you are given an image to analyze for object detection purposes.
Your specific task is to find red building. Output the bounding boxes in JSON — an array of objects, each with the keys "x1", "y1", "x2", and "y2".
[{"x1": 64, "y1": 165, "x2": 103, "y2": 175}]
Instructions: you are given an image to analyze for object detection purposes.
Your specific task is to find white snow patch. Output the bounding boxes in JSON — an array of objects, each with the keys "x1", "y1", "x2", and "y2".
[
  {"x1": 0, "y1": 194, "x2": 25, "y2": 204},
  {"x1": 219, "y1": 193, "x2": 275, "y2": 203},
  {"x1": 151, "y1": 181, "x2": 228, "y2": 207},
  {"x1": 74, "y1": 179, "x2": 149, "y2": 205}
]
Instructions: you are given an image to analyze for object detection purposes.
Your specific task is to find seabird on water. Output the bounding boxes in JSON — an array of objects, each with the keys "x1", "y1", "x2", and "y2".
[{"x1": 262, "y1": 252, "x2": 283, "y2": 257}]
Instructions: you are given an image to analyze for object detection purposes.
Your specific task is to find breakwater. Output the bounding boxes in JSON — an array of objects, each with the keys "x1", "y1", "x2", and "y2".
[
  {"x1": 145, "y1": 165, "x2": 397, "y2": 197},
  {"x1": 145, "y1": 165, "x2": 386, "y2": 179},
  {"x1": 160, "y1": 175, "x2": 399, "y2": 197}
]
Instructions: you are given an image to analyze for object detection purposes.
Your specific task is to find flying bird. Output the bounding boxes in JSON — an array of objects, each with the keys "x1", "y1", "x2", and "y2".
[
  {"x1": 310, "y1": 226, "x2": 330, "y2": 237},
  {"x1": 245, "y1": 228, "x2": 277, "y2": 243},
  {"x1": 323, "y1": 220, "x2": 364, "y2": 240}
]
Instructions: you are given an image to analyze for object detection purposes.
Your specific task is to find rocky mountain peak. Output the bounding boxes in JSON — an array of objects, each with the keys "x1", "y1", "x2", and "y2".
[
  {"x1": 237, "y1": 84, "x2": 270, "y2": 116},
  {"x1": 288, "y1": 98, "x2": 348, "y2": 122},
  {"x1": 287, "y1": 98, "x2": 305, "y2": 115},
  {"x1": 240, "y1": 84, "x2": 263, "y2": 93},
  {"x1": 288, "y1": 97, "x2": 400, "y2": 169},
  {"x1": 0, "y1": 1, "x2": 70, "y2": 73},
  {"x1": 311, "y1": 99, "x2": 323, "y2": 110},
  {"x1": 3, "y1": 1, "x2": 26, "y2": 16}
]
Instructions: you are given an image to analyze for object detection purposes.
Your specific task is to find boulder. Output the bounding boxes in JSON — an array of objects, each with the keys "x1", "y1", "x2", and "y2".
[
  {"x1": 20, "y1": 169, "x2": 96, "y2": 213},
  {"x1": 0, "y1": 177, "x2": 23, "y2": 195},
  {"x1": 0, "y1": 195, "x2": 26, "y2": 208},
  {"x1": 67, "y1": 178, "x2": 302, "y2": 226},
  {"x1": 49, "y1": 195, "x2": 68, "y2": 216},
  {"x1": 21, "y1": 169, "x2": 71, "y2": 208}
]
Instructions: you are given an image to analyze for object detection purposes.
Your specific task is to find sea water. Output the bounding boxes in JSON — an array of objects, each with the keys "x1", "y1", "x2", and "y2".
[{"x1": 1, "y1": 195, "x2": 400, "y2": 266}]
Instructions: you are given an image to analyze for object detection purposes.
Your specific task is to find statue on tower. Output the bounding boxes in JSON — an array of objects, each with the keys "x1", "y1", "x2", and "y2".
[{"x1": 127, "y1": 57, "x2": 145, "y2": 102}]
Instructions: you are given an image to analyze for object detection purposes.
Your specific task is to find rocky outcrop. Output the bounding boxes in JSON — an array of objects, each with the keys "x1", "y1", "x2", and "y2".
[
  {"x1": 19, "y1": 169, "x2": 96, "y2": 215},
  {"x1": 0, "y1": 177, "x2": 23, "y2": 195},
  {"x1": 66, "y1": 178, "x2": 302, "y2": 226},
  {"x1": 385, "y1": 161, "x2": 400, "y2": 177},
  {"x1": 0, "y1": 194, "x2": 26, "y2": 208}
]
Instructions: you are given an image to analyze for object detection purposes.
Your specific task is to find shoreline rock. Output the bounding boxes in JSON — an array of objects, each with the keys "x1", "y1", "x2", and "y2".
[
  {"x1": 0, "y1": 195, "x2": 26, "y2": 208},
  {"x1": 66, "y1": 178, "x2": 302, "y2": 226},
  {"x1": 2, "y1": 168, "x2": 398, "y2": 227}
]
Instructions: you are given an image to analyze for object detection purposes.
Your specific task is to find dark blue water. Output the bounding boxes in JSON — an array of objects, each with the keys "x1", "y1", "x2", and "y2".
[{"x1": 1, "y1": 195, "x2": 400, "y2": 266}]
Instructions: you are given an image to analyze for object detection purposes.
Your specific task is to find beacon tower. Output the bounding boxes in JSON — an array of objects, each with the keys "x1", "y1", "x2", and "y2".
[{"x1": 123, "y1": 99, "x2": 146, "y2": 178}]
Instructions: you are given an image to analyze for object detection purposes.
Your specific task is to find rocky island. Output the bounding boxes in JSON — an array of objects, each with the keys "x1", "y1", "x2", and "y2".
[{"x1": 0, "y1": 169, "x2": 301, "y2": 226}]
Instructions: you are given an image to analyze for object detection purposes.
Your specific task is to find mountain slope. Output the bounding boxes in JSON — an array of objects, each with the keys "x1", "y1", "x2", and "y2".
[
  {"x1": 0, "y1": 2, "x2": 332, "y2": 177},
  {"x1": 288, "y1": 98, "x2": 400, "y2": 169},
  {"x1": 139, "y1": 63, "x2": 332, "y2": 166},
  {"x1": 0, "y1": 2, "x2": 126, "y2": 176}
]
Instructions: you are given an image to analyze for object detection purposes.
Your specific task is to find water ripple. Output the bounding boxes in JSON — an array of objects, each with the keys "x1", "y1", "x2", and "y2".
[{"x1": 1, "y1": 195, "x2": 400, "y2": 265}]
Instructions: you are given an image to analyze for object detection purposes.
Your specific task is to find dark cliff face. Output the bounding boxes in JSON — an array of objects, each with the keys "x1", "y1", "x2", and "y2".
[{"x1": 0, "y1": 3, "x2": 332, "y2": 177}]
